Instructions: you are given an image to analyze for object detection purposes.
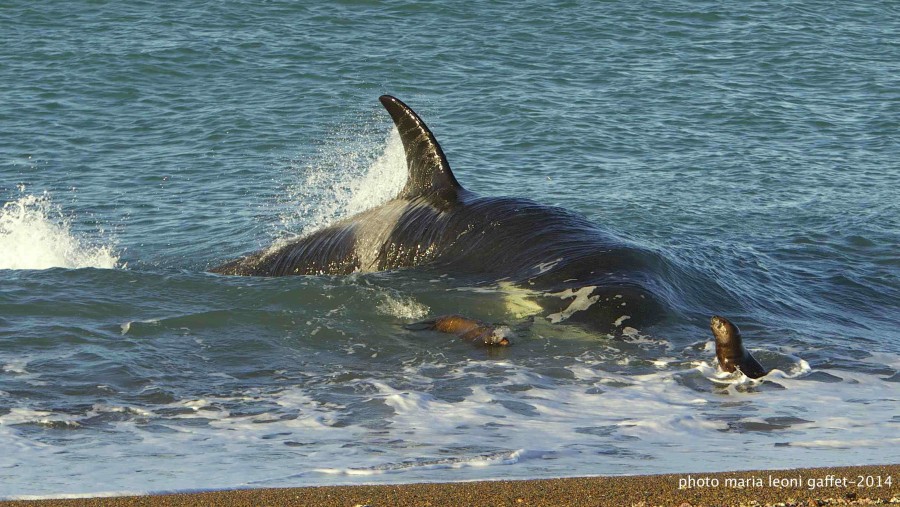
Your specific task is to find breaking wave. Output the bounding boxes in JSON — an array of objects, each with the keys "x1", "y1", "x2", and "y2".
[{"x1": 0, "y1": 191, "x2": 119, "y2": 270}]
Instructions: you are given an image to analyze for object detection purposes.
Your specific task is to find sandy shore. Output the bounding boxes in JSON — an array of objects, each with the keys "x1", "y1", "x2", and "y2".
[{"x1": 3, "y1": 464, "x2": 897, "y2": 507}]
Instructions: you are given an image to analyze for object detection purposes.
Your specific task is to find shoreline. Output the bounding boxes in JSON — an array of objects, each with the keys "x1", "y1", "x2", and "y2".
[{"x1": 3, "y1": 464, "x2": 897, "y2": 507}]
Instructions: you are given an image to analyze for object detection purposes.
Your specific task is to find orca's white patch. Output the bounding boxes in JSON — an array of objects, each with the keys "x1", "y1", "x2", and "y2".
[
  {"x1": 498, "y1": 282, "x2": 545, "y2": 318},
  {"x1": 547, "y1": 286, "x2": 599, "y2": 324},
  {"x1": 453, "y1": 282, "x2": 543, "y2": 319}
]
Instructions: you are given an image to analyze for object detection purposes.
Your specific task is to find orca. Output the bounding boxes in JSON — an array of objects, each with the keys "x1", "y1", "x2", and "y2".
[
  {"x1": 213, "y1": 96, "x2": 771, "y2": 374},
  {"x1": 212, "y1": 95, "x2": 673, "y2": 333}
]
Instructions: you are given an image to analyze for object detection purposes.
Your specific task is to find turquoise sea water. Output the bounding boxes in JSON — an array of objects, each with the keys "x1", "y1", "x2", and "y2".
[{"x1": 1, "y1": 1, "x2": 898, "y2": 498}]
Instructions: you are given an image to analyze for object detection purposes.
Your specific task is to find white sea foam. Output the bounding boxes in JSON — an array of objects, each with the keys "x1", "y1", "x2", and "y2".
[
  {"x1": 376, "y1": 293, "x2": 430, "y2": 320},
  {"x1": 0, "y1": 408, "x2": 55, "y2": 425},
  {"x1": 547, "y1": 286, "x2": 599, "y2": 323},
  {"x1": 7, "y1": 491, "x2": 148, "y2": 501},
  {"x1": 312, "y1": 449, "x2": 529, "y2": 476},
  {"x1": 2, "y1": 349, "x2": 898, "y2": 498},
  {"x1": 2, "y1": 360, "x2": 29, "y2": 374},
  {"x1": 786, "y1": 438, "x2": 900, "y2": 449},
  {"x1": 0, "y1": 192, "x2": 119, "y2": 270}
]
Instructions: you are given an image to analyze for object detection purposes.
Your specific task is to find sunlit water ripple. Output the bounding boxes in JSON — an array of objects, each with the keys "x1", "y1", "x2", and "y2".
[{"x1": 1, "y1": 0, "x2": 898, "y2": 498}]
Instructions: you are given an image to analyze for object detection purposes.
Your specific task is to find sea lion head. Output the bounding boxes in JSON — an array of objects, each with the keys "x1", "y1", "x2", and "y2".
[
  {"x1": 486, "y1": 325, "x2": 513, "y2": 346},
  {"x1": 710, "y1": 315, "x2": 744, "y2": 373},
  {"x1": 710, "y1": 315, "x2": 741, "y2": 347}
]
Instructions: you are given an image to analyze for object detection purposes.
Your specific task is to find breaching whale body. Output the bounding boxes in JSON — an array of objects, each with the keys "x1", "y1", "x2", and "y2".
[
  {"x1": 211, "y1": 95, "x2": 769, "y2": 377},
  {"x1": 212, "y1": 95, "x2": 669, "y2": 333}
]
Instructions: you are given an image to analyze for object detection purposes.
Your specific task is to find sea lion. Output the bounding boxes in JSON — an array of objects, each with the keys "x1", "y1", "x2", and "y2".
[
  {"x1": 405, "y1": 315, "x2": 512, "y2": 346},
  {"x1": 710, "y1": 315, "x2": 768, "y2": 379},
  {"x1": 212, "y1": 95, "x2": 669, "y2": 333}
]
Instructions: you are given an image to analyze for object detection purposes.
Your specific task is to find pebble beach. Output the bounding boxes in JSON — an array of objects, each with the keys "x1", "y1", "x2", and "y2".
[{"x1": 4, "y1": 465, "x2": 897, "y2": 507}]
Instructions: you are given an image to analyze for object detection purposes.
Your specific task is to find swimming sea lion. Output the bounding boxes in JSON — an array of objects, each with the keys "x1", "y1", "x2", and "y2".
[
  {"x1": 710, "y1": 315, "x2": 768, "y2": 379},
  {"x1": 405, "y1": 315, "x2": 512, "y2": 346}
]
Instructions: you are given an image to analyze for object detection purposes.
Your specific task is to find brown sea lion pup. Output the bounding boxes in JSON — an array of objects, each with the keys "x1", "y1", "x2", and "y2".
[
  {"x1": 405, "y1": 315, "x2": 512, "y2": 346},
  {"x1": 710, "y1": 315, "x2": 768, "y2": 379}
]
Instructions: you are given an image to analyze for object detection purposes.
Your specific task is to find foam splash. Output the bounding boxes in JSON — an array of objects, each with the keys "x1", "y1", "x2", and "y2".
[
  {"x1": 0, "y1": 192, "x2": 119, "y2": 270},
  {"x1": 784, "y1": 437, "x2": 900, "y2": 449},
  {"x1": 312, "y1": 449, "x2": 528, "y2": 476},
  {"x1": 280, "y1": 129, "x2": 407, "y2": 239},
  {"x1": 376, "y1": 293, "x2": 430, "y2": 320},
  {"x1": 7, "y1": 492, "x2": 147, "y2": 502},
  {"x1": 547, "y1": 286, "x2": 600, "y2": 323}
]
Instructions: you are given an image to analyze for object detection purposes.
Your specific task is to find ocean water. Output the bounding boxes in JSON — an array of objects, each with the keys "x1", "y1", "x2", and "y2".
[{"x1": 1, "y1": 0, "x2": 898, "y2": 498}]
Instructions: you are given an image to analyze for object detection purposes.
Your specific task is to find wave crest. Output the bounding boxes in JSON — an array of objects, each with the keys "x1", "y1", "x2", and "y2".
[{"x1": 0, "y1": 192, "x2": 119, "y2": 270}]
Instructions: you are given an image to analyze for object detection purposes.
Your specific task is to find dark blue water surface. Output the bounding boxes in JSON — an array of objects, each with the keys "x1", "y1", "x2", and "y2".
[{"x1": 1, "y1": 1, "x2": 898, "y2": 498}]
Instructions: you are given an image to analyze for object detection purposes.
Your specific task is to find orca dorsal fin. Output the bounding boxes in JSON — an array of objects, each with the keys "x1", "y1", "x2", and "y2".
[{"x1": 379, "y1": 95, "x2": 463, "y2": 203}]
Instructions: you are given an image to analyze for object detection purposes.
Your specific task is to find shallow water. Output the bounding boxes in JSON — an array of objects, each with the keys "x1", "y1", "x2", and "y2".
[{"x1": 1, "y1": 0, "x2": 898, "y2": 498}]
